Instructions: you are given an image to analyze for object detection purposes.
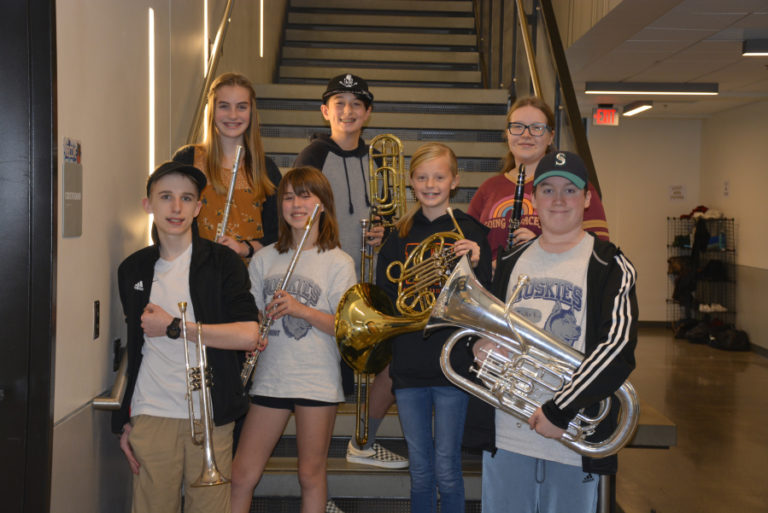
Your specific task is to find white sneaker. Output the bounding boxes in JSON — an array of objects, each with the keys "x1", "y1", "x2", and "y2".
[
  {"x1": 345, "y1": 439, "x2": 409, "y2": 469},
  {"x1": 326, "y1": 499, "x2": 345, "y2": 513}
]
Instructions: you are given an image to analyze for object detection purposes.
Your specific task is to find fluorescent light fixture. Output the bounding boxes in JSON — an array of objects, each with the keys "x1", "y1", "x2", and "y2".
[
  {"x1": 148, "y1": 7, "x2": 156, "y2": 244},
  {"x1": 623, "y1": 100, "x2": 653, "y2": 117},
  {"x1": 742, "y1": 39, "x2": 768, "y2": 57},
  {"x1": 204, "y1": 0, "x2": 209, "y2": 75},
  {"x1": 585, "y1": 82, "x2": 718, "y2": 96},
  {"x1": 260, "y1": 0, "x2": 264, "y2": 58}
]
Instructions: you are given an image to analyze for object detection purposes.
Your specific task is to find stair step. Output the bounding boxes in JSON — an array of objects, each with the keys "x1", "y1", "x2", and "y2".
[
  {"x1": 258, "y1": 456, "x2": 481, "y2": 499},
  {"x1": 285, "y1": 29, "x2": 477, "y2": 49},
  {"x1": 280, "y1": 66, "x2": 482, "y2": 87},
  {"x1": 262, "y1": 124, "x2": 502, "y2": 145},
  {"x1": 282, "y1": 47, "x2": 479, "y2": 65},
  {"x1": 254, "y1": 83, "x2": 508, "y2": 105},
  {"x1": 290, "y1": 0, "x2": 473, "y2": 14},
  {"x1": 281, "y1": 404, "x2": 406, "y2": 438},
  {"x1": 260, "y1": 110, "x2": 505, "y2": 132},
  {"x1": 287, "y1": 13, "x2": 475, "y2": 31},
  {"x1": 251, "y1": 496, "x2": 481, "y2": 513},
  {"x1": 270, "y1": 153, "x2": 501, "y2": 174},
  {"x1": 264, "y1": 137, "x2": 505, "y2": 158}
]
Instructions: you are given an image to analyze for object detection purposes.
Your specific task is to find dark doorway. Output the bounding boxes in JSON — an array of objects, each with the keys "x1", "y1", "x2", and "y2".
[{"x1": 0, "y1": 1, "x2": 56, "y2": 512}]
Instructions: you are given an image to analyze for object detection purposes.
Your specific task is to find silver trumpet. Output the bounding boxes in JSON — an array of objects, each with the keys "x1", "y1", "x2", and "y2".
[
  {"x1": 426, "y1": 256, "x2": 639, "y2": 458},
  {"x1": 215, "y1": 144, "x2": 244, "y2": 240},
  {"x1": 240, "y1": 203, "x2": 322, "y2": 388},
  {"x1": 179, "y1": 302, "x2": 230, "y2": 487}
]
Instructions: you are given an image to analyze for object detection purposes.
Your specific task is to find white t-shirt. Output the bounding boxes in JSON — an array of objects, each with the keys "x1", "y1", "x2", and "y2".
[
  {"x1": 248, "y1": 244, "x2": 356, "y2": 402},
  {"x1": 495, "y1": 234, "x2": 594, "y2": 466},
  {"x1": 131, "y1": 244, "x2": 200, "y2": 420}
]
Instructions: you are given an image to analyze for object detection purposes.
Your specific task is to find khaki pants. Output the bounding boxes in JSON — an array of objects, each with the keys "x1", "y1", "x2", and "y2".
[{"x1": 129, "y1": 415, "x2": 234, "y2": 513}]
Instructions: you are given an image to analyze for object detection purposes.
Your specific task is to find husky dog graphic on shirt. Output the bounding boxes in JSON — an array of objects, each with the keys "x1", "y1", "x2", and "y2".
[
  {"x1": 511, "y1": 277, "x2": 583, "y2": 348},
  {"x1": 262, "y1": 274, "x2": 321, "y2": 340}
]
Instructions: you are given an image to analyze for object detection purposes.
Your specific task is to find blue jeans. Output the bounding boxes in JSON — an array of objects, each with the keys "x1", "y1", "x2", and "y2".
[
  {"x1": 395, "y1": 386, "x2": 469, "y2": 513},
  {"x1": 482, "y1": 449, "x2": 598, "y2": 513}
]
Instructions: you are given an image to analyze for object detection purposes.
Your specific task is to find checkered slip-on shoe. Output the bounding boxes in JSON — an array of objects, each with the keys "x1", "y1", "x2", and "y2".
[
  {"x1": 326, "y1": 499, "x2": 345, "y2": 513},
  {"x1": 345, "y1": 440, "x2": 409, "y2": 469}
]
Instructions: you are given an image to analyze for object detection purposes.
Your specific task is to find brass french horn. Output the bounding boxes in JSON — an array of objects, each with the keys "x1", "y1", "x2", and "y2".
[{"x1": 335, "y1": 207, "x2": 465, "y2": 446}]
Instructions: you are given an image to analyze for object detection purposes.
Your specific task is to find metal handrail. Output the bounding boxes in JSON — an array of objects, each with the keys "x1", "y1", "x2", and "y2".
[
  {"x1": 92, "y1": 349, "x2": 128, "y2": 410},
  {"x1": 536, "y1": 0, "x2": 602, "y2": 197},
  {"x1": 515, "y1": 0, "x2": 543, "y2": 98},
  {"x1": 186, "y1": 0, "x2": 236, "y2": 145}
]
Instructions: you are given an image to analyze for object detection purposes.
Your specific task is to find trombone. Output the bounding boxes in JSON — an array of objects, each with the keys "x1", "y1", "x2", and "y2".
[
  {"x1": 343, "y1": 134, "x2": 407, "y2": 446},
  {"x1": 179, "y1": 302, "x2": 230, "y2": 487},
  {"x1": 361, "y1": 134, "x2": 406, "y2": 283}
]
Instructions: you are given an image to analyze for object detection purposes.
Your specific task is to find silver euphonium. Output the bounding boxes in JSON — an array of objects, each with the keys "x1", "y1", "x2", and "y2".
[
  {"x1": 426, "y1": 256, "x2": 639, "y2": 458},
  {"x1": 178, "y1": 302, "x2": 230, "y2": 486}
]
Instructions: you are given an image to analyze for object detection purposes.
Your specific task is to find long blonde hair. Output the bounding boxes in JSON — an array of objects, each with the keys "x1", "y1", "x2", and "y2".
[
  {"x1": 200, "y1": 72, "x2": 275, "y2": 200},
  {"x1": 396, "y1": 142, "x2": 459, "y2": 237},
  {"x1": 500, "y1": 96, "x2": 556, "y2": 174}
]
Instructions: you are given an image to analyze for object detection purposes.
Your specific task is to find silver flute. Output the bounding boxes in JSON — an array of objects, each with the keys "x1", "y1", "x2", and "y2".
[
  {"x1": 240, "y1": 203, "x2": 322, "y2": 388},
  {"x1": 215, "y1": 144, "x2": 244, "y2": 240}
]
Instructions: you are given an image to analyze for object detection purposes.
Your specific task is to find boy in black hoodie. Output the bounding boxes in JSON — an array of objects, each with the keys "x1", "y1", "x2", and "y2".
[{"x1": 294, "y1": 74, "x2": 408, "y2": 475}]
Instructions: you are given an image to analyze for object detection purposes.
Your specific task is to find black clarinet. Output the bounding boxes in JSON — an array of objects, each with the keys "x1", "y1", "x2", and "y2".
[{"x1": 505, "y1": 165, "x2": 526, "y2": 249}]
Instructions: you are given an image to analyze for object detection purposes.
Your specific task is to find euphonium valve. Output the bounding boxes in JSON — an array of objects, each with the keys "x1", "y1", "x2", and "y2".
[{"x1": 427, "y1": 256, "x2": 639, "y2": 458}]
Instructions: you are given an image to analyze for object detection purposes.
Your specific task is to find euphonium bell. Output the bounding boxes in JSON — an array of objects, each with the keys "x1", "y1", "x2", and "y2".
[{"x1": 427, "y1": 256, "x2": 639, "y2": 458}]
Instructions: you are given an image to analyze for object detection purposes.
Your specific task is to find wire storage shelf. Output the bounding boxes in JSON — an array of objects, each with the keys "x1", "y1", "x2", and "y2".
[{"x1": 666, "y1": 217, "x2": 735, "y2": 328}]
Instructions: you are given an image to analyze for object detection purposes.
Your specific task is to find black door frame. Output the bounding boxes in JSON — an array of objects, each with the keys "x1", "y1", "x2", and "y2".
[{"x1": 0, "y1": 1, "x2": 56, "y2": 512}]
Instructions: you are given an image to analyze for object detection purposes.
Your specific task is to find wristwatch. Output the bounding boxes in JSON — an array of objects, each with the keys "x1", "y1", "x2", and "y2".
[{"x1": 166, "y1": 317, "x2": 182, "y2": 339}]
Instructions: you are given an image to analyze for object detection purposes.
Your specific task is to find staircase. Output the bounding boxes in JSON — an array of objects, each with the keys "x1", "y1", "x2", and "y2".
[{"x1": 251, "y1": 1, "x2": 510, "y2": 510}]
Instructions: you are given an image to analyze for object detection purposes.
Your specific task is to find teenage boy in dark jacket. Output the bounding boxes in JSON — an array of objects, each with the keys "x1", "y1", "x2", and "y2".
[
  {"x1": 113, "y1": 161, "x2": 261, "y2": 513},
  {"x1": 465, "y1": 151, "x2": 638, "y2": 513}
]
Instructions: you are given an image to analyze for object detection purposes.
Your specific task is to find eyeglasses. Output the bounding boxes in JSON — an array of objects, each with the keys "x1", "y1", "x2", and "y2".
[{"x1": 507, "y1": 122, "x2": 551, "y2": 137}]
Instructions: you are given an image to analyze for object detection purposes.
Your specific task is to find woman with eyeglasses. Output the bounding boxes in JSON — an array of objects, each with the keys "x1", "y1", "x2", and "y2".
[{"x1": 468, "y1": 97, "x2": 609, "y2": 261}]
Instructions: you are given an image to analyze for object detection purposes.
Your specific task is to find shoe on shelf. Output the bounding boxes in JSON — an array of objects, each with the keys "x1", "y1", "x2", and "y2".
[
  {"x1": 345, "y1": 439, "x2": 409, "y2": 469},
  {"x1": 326, "y1": 499, "x2": 345, "y2": 513}
]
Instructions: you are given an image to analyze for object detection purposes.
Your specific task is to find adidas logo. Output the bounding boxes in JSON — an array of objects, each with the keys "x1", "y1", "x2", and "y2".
[
  {"x1": 582, "y1": 473, "x2": 595, "y2": 484},
  {"x1": 134, "y1": 281, "x2": 144, "y2": 291}
]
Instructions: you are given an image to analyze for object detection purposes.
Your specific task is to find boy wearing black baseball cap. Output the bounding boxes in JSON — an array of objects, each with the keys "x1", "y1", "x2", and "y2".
[
  {"x1": 114, "y1": 161, "x2": 261, "y2": 513},
  {"x1": 294, "y1": 74, "x2": 408, "y2": 476},
  {"x1": 465, "y1": 150, "x2": 639, "y2": 513}
]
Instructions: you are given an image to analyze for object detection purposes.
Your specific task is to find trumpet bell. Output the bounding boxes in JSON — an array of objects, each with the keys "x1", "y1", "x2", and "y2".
[
  {"x1": 335, "y1": 283, "x2": 426, "y2": 375},
  {"x1": 192, "y1": 460, "x2": 231, "y2": 487}
]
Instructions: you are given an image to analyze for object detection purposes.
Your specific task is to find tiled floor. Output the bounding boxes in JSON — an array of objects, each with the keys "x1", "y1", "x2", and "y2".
[{"x1": 616, "y1": 327, "x2": 768, "y2": 513}]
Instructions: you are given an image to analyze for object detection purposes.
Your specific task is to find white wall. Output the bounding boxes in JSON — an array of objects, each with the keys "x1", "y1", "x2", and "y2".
[
  {"x1": 51, "y1": 0, "x2": 286, "y2": 510},
  {"x1": 588, "y1": 118, "x2": 703, "y2": 321},
  {"x1": 700, "y1": 101, "x2": 768, "y2": 268},
  {"x1": 700, "y1": 101, "x2": 768, "y2": 349}
]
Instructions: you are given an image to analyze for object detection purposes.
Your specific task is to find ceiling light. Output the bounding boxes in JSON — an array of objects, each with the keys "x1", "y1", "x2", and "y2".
[
  {"x1": 585, "y1": 82, "x2": 718, "y2": 96},
  {"x1": 623, "y1": 101, "x2": 653, "y2": 117},
  {"x1": 742, "y1": 39, "x2": 768, "y2": 57}
]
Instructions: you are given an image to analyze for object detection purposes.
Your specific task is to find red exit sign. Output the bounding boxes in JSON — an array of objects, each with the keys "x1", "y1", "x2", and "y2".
[{"x1": 592, "y1": 106, "x2": 619, "y2": 126}]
